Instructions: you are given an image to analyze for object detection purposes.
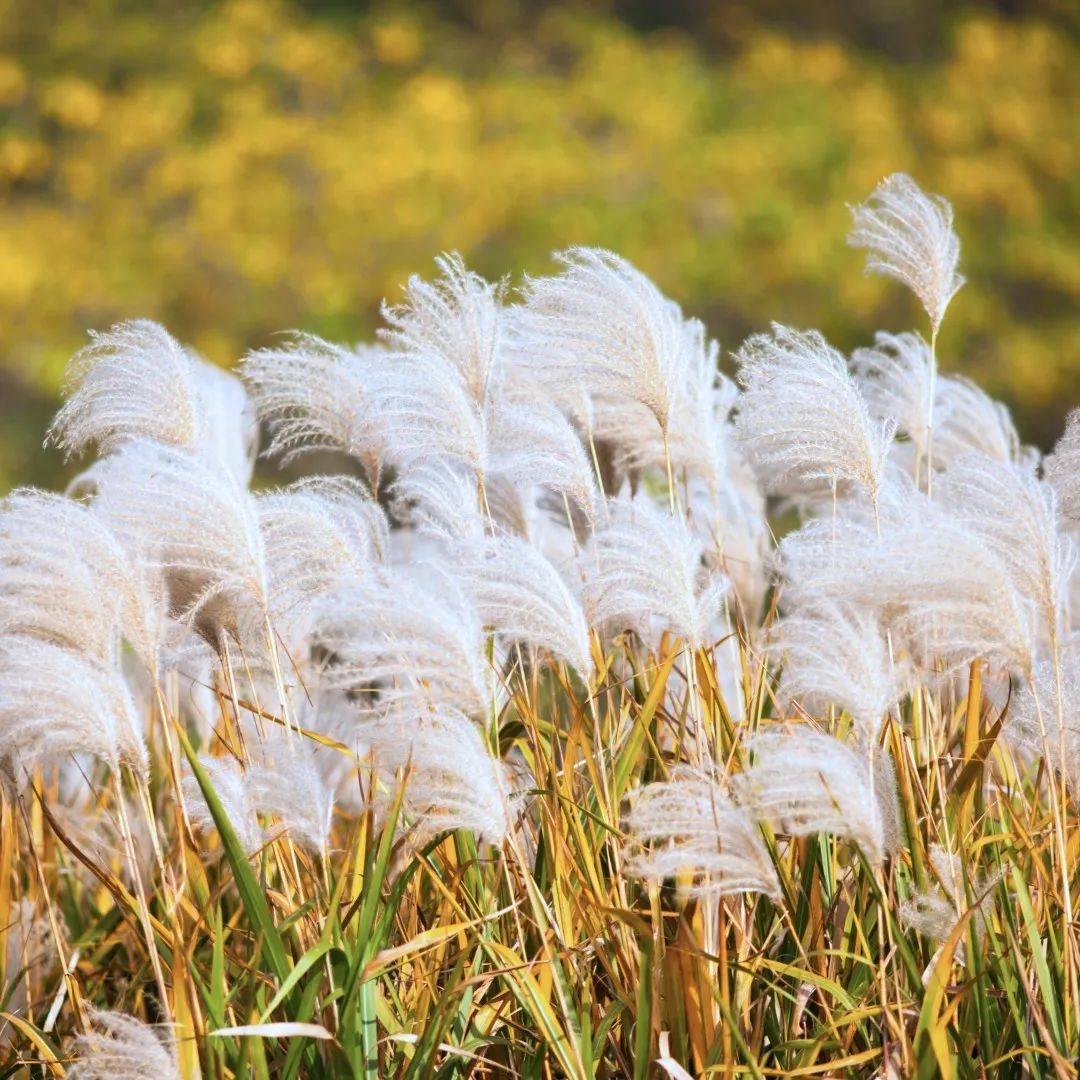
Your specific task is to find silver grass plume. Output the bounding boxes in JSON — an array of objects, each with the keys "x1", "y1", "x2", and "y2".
[
  {"x1": 89, "y1": 440, "x2": 269, "y2": 647},
  {"x1": 381, "y1": 252, "x2": 504, "y2": 408},
  {"x1": 389, "y1": 457, "x2": 486, "y2": 541},
  {"x1": 900, "y1": 844, "x2": 999, "y2": 971},
  {"x1": 580, "y1": 494, "x2": 728, "y2": 647},
  {"x1": 853, "y1": 331, "x2": 936, "y2": 461},
  {"x1": 248, "y1": 732, "x2": 337, "y2": 854},
  {"x1": 516, "y1": 247, "x2": 699, "y2": 432},
  {"x1": 448, "y1": 534, "x2": 592, "y2": 677},
  {"x1": 624, "y1": 768, "x2": 780, "y2": 899},
  {"x1": 735, "y1": 325, "x2": 894, "y2": 508},
  {"x1": 0, "y1": 637, "x2": 146, "y2": 784},
  {"x1": 0, "y1": 489, "x2": 167, "y2": 671},
  {"x1": 181, "y1": 756, "x2": 264, "y2": 856},
  {"x1": 732, "y1": 726, "x2": 895, "y2": 865},
  {"x1": 489, "y1": 398, "x2": 598, "y2": 520},
  {"x1": 372, "y1": 346, "x2": 491, "y2": 478},
  {"x1": 848, "y1": 173, "x2": 965, "y2": 334},
  {"x1": 241, "y1": 334, "x2": 389, "y2": 486},
  {"x1": 933, "y1": 375, "x2": 1033, "y2": 470},
  {"x1": 313, "y1": 566, "x2": 489, "y2": 716},
  {"x1": 258, "y1": 476, "x2": 388, "y2": 644},
  {"x1": 770, "y1": 602, "x2": 902, "y2": 743},
  {"x1": 69, "y1": 1007, "x2": 179, "y2": 1080},
  {"x1": 1006, "y1": 649, "x2": 1080, "y2": 798},
  {"x1": 1045, "y1": 409, "x2": 1080, "y2": 528},
  {"x1": 936, "y1": 454, "x2": 1073, "y2": 650},
  {"x1": 361, "y1": 706, "x2": 511, "y2": 845},
  {"x1": 886, "y1": 509, "x2": 1037, "y2": 676},
  {"x1": 48, "y1": 319, "x2": 255, "y2": 483}
]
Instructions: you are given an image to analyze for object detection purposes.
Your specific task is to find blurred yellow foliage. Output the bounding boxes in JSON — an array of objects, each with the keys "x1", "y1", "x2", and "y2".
[{"x1": 0, "y1": 1, "x2": 1075, "y2": 488}]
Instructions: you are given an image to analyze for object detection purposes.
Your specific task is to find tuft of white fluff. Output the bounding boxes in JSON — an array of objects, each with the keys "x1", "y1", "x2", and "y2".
[
  {"x1": 389, "y1": 457, "x2": 486, "y2": 541},
  {"x1": 0, "y1": 637, "x2": 146, "y2": 783},
  {"x1": 936, "y1": 454, "x2": 1073, "y2": 650},
  {"x1": 732, "y1": 726, "x2": 894, "y2": 866},
  {"x1": 48, "y1": 319, "x2": 256, "y2": 483},
  {"x1": 182, "y1": 756, "x2": 264, "y2": 856},
  {"x1": 624, "y1": 768, "x2": 780, "y2": 898},
  {"x1": 241, "y1": 334, "x2": 389, "y2": 486},
  {"x1": 361, "y1": 706, "x2": 511, "y2": 845},
  {"x1": 0, "y1": 488, "x2": 166, "y2": 671},
  {"x1": 899, "y1": 845, "x2": 999, "y2": 969},
  {"x1": 313, "y1": 566, "x2": 490, "y2": 717},
  {"x1": 368, "y1": 347, "x2": 490, "y2": 479},
  {"x1": 848, "y1": 173, "x2": 965, "y2": 333},
  {"x1": 448, "y1": 535, "x2": 593, "y2": 677},
  {"x1": 88, "y1": 440, "x2": 269, "y2": 647},
  {"x1": 770, "y1": 602, "x2": 901, "y2": 743},
  {"x1": 580, "y1": 494, "x2": 728, "y2": 647},
  {"x1": 1045, "y1": 409, "x2": 1080, "y2": 528},
  {"x1": 735, "y1": 325, "x2": 894, "y2": 507},
  {"x1": 932, "y1": 375, "x2": 1032, "y2": 470},
  {"x1": 258, "y1": 476, "x2": 387, "y2": 644},
  {"x1": 853, "y1": 331, "x2": 936, "y2": 460},
  {"x1": 68, "y1": 1007, "x2": 180, "y2": 1080},
  {"x1": 1006, "y1": 649, "x2": 1080, "y2": 798},
  {"x1": 381, "y1": 252, "x2": 505, "y2": 408},
  {"x1": 248, "y1": 732, "x2": 337, "y2": 854},
  {"x1": 490, "y1": 399, "x2": 598, "y2": 520},
  {"x1": 516, "y1": 247, "x2": 700, "y2": 431},
  {"x1": 887, "y1": 510, "x2": 1038, "y2": 677}
]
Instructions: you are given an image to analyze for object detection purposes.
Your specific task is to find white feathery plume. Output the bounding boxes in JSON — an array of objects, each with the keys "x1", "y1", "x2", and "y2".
[
  {"x1": 249, "y1": 733, "x2": 337, "y2": 854},
  {"x1": 732, "y1": 727, "x2": 893, "y2": 865},
  {"x1": 900, "y1": 845, "x2": 1000, "y2": 971},
  {"x1": 853, "y1": 331, "x2": 936, "y2": 459},
  {"x1": 1006, "y1": 649, "x2": 1080, "y2": 797},
  {"x1": 580, "y1": 494, "x2": 728, "y2": 647},
  {"x1": 0, "y1": 489, "x2": 159, "y2": 668},
  {"x1": 47, "y1": 319, "x2": 255, "y2": 482},
  {"x1": 69, "y1": 1007, "x2": 180, "y2": 1080},
  {"x1": 936, "y1": 454, "x2": 1073, "y2": 649},
  {"x1": 362, "y1": 706, "x2": 511, "y2": 844},
  {"x1": 735, "y1": 325, "x2": 894, "y2": 507},
  {"x1": 516, "y1": 248, "x2": 698, "y2": 431},
  {"x1": 0, "y1": 637, "x2": 146, "y2": 783},
  {"x1": 48, "y1": 320, "x2": 198, "y2": 459},
  {"x1": 885, "y1": 507, "x2": 1037, "y2": 676},
  {"x1": 1045, "y1": 408, "x2": 1080, "y2": 528},
  {"x1": 372, "y1": 349, "x2": 490, "y2": 477},
  {"x1": 490, "y1": 398, "x2": 598, "y2": 520},
  {"x1": 241, "y1": 334, "x2": 389, "y2": 485},
  {"x1": 624, "y1": 768, "x2": 780, "y2": 898},
  {"x1": 448, "y1": 535, "x2": 592, "y2": 677},
  {"x1": 181, "y1": 756, "x2": 264, "y2": 855},
  {"x1": 770, "y1": 602, "x2": 901, "y2": 743},
  {"x1": 688, "y1": 466, "x2": 770, "y2": 627},
  {"x1": 88, "y1": 440, "x2": 268, "y2": 647},
  {"x1": 313, "y1": 566, "x2": 490, "y2": 716},
  {"x1": 848, "y1": 173, "x2": 965, "y2": 333},
  {"x1": 1, "y1": 899, "x2": 52, "y2": 1040},
  {"x1": 258, "y1": 476, "x2": 388, "y2": 643},
  {"x1": 190, "y1": 357, "x2": 259, "y2": 486},
  {"x1": 381, "y1": 252, "x2": 504, "y2": 408},
  {"x1": 932, "y1": 375, "x2": 1032, "y2": 470},
  {"x1": 389, "y1": 457, "x2": 486, "y2": 541}
]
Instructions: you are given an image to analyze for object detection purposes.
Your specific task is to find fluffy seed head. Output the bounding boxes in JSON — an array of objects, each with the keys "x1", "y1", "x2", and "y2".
[{"x1": 848, "y1": 173, "x2": 965, "y2": 332}]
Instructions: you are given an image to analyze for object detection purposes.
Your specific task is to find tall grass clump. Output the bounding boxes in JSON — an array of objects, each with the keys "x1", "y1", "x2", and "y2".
[{"x1": 0, "y1": 174, "x2": 1076, "y2": 1078}]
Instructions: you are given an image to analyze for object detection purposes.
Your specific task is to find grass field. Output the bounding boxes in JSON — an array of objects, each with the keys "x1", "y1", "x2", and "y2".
[{"x1": 0, "y1": 175, "x2": 1077, "y2": 1078}]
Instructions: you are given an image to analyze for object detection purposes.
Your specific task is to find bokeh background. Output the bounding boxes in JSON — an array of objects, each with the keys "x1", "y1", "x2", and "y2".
[{"x1": 0, "y1": 0, "x2": 1076, "y2": 490}]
